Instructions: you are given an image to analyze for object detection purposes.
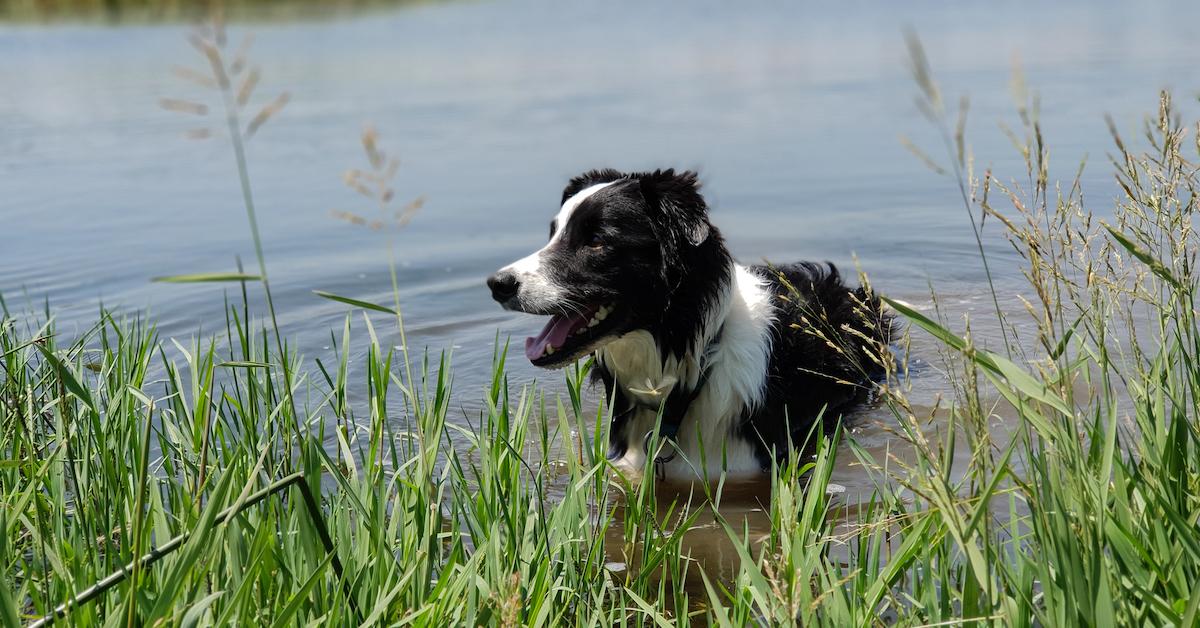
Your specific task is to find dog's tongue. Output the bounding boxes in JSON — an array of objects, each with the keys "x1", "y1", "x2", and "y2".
[{"x1": 525, "y1": 306, "x2": 597, "y2": 361}]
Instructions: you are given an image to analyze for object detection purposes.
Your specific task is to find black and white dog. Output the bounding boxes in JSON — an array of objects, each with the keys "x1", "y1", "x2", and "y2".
[{"x1": 488, "y1": 169, "x2": 891, "y2": 480}]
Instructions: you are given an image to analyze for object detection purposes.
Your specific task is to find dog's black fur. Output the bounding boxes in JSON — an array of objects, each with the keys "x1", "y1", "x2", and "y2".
[
  {"x1": 558, "y1": 168, "x2": 735, "y2": 360},
  {"x1": 490, "y1": 168, "x2": 892, "y2": 475},
  {"x1": 738, "y1": 261, "x2": 888, "y2": 467}
]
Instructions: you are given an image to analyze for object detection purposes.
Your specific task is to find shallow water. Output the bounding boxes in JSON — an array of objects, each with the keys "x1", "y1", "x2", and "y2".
[{"x1": 4, "y1": 0, "x2": 1200, "y2": 593}]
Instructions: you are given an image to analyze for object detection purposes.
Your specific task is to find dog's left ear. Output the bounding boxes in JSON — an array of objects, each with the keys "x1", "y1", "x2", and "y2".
[{"x1": 638, "y1": 169, "x2": 711, "y2": 247}]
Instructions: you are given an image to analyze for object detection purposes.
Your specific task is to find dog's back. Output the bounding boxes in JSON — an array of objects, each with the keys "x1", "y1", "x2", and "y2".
[{"x1": 739, "y1": 262, "x2": 892, "y2": 466}]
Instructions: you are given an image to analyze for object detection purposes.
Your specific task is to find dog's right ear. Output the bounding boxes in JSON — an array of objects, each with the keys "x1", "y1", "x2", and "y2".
[{"x1": 637, "y1": 169, "x2": 711, "y2": 247}]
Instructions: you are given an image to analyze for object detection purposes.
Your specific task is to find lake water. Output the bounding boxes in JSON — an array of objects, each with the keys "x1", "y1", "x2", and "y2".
[{"x1": 5, "y1": 0, "x2": 1200, "y2": 585}]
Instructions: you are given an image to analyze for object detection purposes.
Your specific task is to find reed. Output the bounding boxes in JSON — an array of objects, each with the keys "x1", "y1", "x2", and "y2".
[{"x1": 3, "y1": 24, "x2": 1199, "y2": 627}]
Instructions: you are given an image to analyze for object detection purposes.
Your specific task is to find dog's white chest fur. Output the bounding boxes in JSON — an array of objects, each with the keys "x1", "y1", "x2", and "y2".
[{"x1": 598, "y1": 264, "x2": 775, "y2": 480}]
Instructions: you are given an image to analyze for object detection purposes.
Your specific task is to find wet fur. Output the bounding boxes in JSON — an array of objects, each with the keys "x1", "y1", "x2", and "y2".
[
  {"x1": 738, "y1": 261, "x2": 889, "y2": 467},
  {"x1": 496, "y1": 168, "x2": 892, "y2": 478}
]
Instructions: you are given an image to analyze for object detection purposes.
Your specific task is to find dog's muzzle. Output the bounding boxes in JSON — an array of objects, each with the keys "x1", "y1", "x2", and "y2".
[{"x1": 487, "y1": 271, "x2": 520, "y2": 306}]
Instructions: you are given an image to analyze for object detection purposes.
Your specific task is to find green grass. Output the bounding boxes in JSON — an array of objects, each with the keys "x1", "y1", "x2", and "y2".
[{"x1": 4, "y1": 25, "x2": 1200, "y2": 627}]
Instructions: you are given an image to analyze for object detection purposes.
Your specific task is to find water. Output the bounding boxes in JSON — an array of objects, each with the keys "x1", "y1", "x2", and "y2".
[{"x1": 4, "y1": 0, "x2": 1200, "y2": 590}]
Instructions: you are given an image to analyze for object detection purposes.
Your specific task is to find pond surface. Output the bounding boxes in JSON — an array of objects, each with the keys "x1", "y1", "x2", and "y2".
[{"x1": 5, "y1": 0, "x2": 1200, "y2": 583}]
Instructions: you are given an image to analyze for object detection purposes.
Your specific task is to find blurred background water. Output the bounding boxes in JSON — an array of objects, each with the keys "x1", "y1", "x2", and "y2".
[{"x1": 3, "y1": 0, "x2": 1200, "y2": 492}]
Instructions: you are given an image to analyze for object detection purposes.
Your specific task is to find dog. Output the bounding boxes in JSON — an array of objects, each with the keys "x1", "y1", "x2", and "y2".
[{"x1": 487, "y1": 168, "x2": 891, "y2": 480}]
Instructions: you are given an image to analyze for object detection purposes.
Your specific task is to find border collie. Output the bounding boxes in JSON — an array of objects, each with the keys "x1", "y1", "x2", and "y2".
[{"x1": 488, "y1": 169, "x2": 891, "y2": 480}]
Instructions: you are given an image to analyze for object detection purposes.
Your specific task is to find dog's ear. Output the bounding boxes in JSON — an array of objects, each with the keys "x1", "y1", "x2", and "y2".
[{"x1": 638, "y1": 169, "x2": 710, "y2": 247}]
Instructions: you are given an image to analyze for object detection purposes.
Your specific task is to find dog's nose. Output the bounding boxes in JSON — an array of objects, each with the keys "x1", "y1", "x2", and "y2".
[{"x1": 487, "y1": 271, "x2": 520, "y2": 303}]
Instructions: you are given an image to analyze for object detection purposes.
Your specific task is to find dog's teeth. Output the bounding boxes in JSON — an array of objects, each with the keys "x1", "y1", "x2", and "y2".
[
  {"x1": 545, "y1": 345, "x2": 556, "y2": 355},
  {"x1": 587, "y1": 318, "x2": 599, "y2": 327},
  {"x1": 596, "y1": 307, "x2": 608, "y2": 321}
]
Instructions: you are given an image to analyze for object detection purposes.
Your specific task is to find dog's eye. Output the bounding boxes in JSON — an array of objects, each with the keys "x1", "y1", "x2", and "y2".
[{"x1": 587, "y1": 234, "x2": 604, "y2": 249}]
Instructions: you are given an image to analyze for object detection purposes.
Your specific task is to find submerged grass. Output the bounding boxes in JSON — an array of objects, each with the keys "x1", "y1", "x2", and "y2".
[{"x1": 4, "y1": 25, "x2": 1200, "y2": 627}]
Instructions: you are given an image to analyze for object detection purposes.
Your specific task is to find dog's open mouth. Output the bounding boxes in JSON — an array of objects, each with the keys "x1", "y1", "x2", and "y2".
[{"x1": 525, "y1": 303, "x2": 617, "y2": 366}]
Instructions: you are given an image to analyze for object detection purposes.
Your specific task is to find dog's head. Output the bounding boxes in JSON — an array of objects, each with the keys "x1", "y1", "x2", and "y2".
[{"x1": 488, "y1": 168, "x2": 724, "y2": 368}]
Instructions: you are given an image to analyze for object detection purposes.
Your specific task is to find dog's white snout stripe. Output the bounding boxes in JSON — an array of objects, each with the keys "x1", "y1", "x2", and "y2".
[{"x1": 503, "y1": 251, "x2": 542, "y2": 275}]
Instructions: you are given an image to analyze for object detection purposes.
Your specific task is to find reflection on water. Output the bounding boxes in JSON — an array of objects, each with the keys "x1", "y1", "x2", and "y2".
[
  {"x1": 0, "y1": 0, "x2": 432, "y2": 24},
  {"x1": 604, "y1": 479, "x2": 774, "y2": 601},
  {"x1": 5, "y1": 0, "x2": 1200, "y2": 598}
]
